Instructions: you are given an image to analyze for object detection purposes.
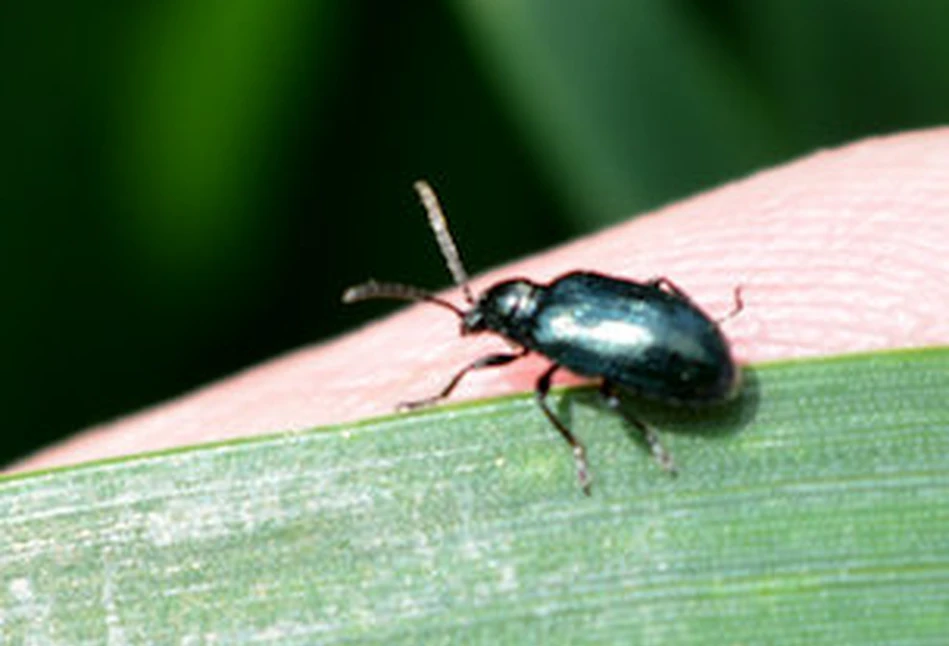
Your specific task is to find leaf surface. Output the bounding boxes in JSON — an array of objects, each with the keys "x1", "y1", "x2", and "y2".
[{"x1": 2, "y1": 349, "x2": 948, "y2": 644}]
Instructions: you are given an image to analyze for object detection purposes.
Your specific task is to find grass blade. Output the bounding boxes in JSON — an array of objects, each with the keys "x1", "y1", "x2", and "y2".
[{"x1": 2, "y1": 349, "x2": 948, "y2": 644}]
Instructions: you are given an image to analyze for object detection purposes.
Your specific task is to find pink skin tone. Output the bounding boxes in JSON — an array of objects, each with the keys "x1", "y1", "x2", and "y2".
[{"x1": 10, "y1": 130, "x2": 949, "y2": 474}]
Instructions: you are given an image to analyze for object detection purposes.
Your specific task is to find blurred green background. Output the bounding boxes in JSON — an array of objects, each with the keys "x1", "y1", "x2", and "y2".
[{"x1": 3, "y1": 1, "x2": 949, "y2": 467}]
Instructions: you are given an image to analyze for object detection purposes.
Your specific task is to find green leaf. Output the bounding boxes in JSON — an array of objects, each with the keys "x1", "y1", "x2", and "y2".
[
  {"x1": 2, "y1": 349, "x2": 948, "y2": 643},
  {"x1": 455, "y1": 1, "x2": 783, "y2": 224},
  {"x1": 114, "y1": 0, "x2": 343, "y2": 290}
]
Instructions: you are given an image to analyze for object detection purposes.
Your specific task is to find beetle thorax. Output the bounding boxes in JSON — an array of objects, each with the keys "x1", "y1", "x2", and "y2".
[{"x1": 463, "y1": 279, "x2": 541, "y2": 342}]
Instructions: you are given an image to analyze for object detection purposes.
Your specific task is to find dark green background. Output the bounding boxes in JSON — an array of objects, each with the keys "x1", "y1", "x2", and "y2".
[{"x1": 3, "y1": 1, "x2": 949, "y2": 467}]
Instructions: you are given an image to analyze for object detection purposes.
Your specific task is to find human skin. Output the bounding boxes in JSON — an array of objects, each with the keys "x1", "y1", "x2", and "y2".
[{"x1": 9, "y1": 129, "x2": 949, "y2": 474}]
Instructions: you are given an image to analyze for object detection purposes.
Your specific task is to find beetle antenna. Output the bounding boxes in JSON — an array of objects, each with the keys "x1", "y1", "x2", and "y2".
[
  {"x1": 342, "y1": 280, "x2": 466, "y2": 319},
  {"x1": 413, "y1": 180, "x2": 475, "y2": 304}
]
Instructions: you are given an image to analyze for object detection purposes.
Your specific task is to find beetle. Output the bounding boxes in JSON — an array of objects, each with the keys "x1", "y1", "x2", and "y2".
[{"x1": 343, "y1": 180, "x2": 743, "y2": 494}]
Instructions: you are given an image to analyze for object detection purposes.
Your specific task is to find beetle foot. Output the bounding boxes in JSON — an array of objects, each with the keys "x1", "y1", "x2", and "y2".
[
  {"x1": 645, "y1": 430, "x2": 677, "y2": 476},
  {"x1": 396, "y1": 398, "x2": 438, "y2": 412},
  {"x1": 574, "y1": 446, "x2": 593, "y2": 495}
]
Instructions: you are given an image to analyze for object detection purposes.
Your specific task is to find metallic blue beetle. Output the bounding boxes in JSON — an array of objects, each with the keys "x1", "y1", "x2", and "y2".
[{"x1": 344, "y1": 181, "x2": 742, "y2": 494}]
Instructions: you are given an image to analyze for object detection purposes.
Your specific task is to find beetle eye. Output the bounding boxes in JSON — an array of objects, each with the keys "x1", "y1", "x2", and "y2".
[{"x1": 462, "y1": 309, "x2": 484, "y2": 334}]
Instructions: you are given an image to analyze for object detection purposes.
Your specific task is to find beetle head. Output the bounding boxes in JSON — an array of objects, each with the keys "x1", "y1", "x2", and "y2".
[{"x1": 463, "y1": 279, "x2": 540, "y2": 341}]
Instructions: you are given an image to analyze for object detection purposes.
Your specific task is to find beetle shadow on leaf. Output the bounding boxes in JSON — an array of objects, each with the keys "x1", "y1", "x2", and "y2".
[{"x1": 567, "y1": 366, "x2": 761, "y2": 448}]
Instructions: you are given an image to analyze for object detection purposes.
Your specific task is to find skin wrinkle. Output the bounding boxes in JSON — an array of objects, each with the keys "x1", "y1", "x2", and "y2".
[{"x1": 9, "y1": 129, "x2": 949, "y2": 473}]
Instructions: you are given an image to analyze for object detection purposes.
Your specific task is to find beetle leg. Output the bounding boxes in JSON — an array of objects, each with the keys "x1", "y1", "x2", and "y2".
[
  {"x1": 651, "y1": 277, "x2": 745, "y2": 326},
  {"x1": 646, "y1": 276, "x2": 693, "y2": 303},
  {"x1": 536, "y1": 364, "x2": 592, "y2": 495},
  {"x1": 599, "y1": 381, "x2": 677, "y2": 475},
  {"x1": 647, "y1": 277, "x2": 704, "y2": 316},
  {"x1": 398, "y1": 348, "x2": 528, "y2": 411},
  {"x1": 717, "y1": 285, "x2": 744, "y2": 325}
]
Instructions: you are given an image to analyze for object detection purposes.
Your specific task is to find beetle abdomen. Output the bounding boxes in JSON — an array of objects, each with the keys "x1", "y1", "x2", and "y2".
[{"x1": 529, "y1": 272, "x2": 738, "y2": 404}]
